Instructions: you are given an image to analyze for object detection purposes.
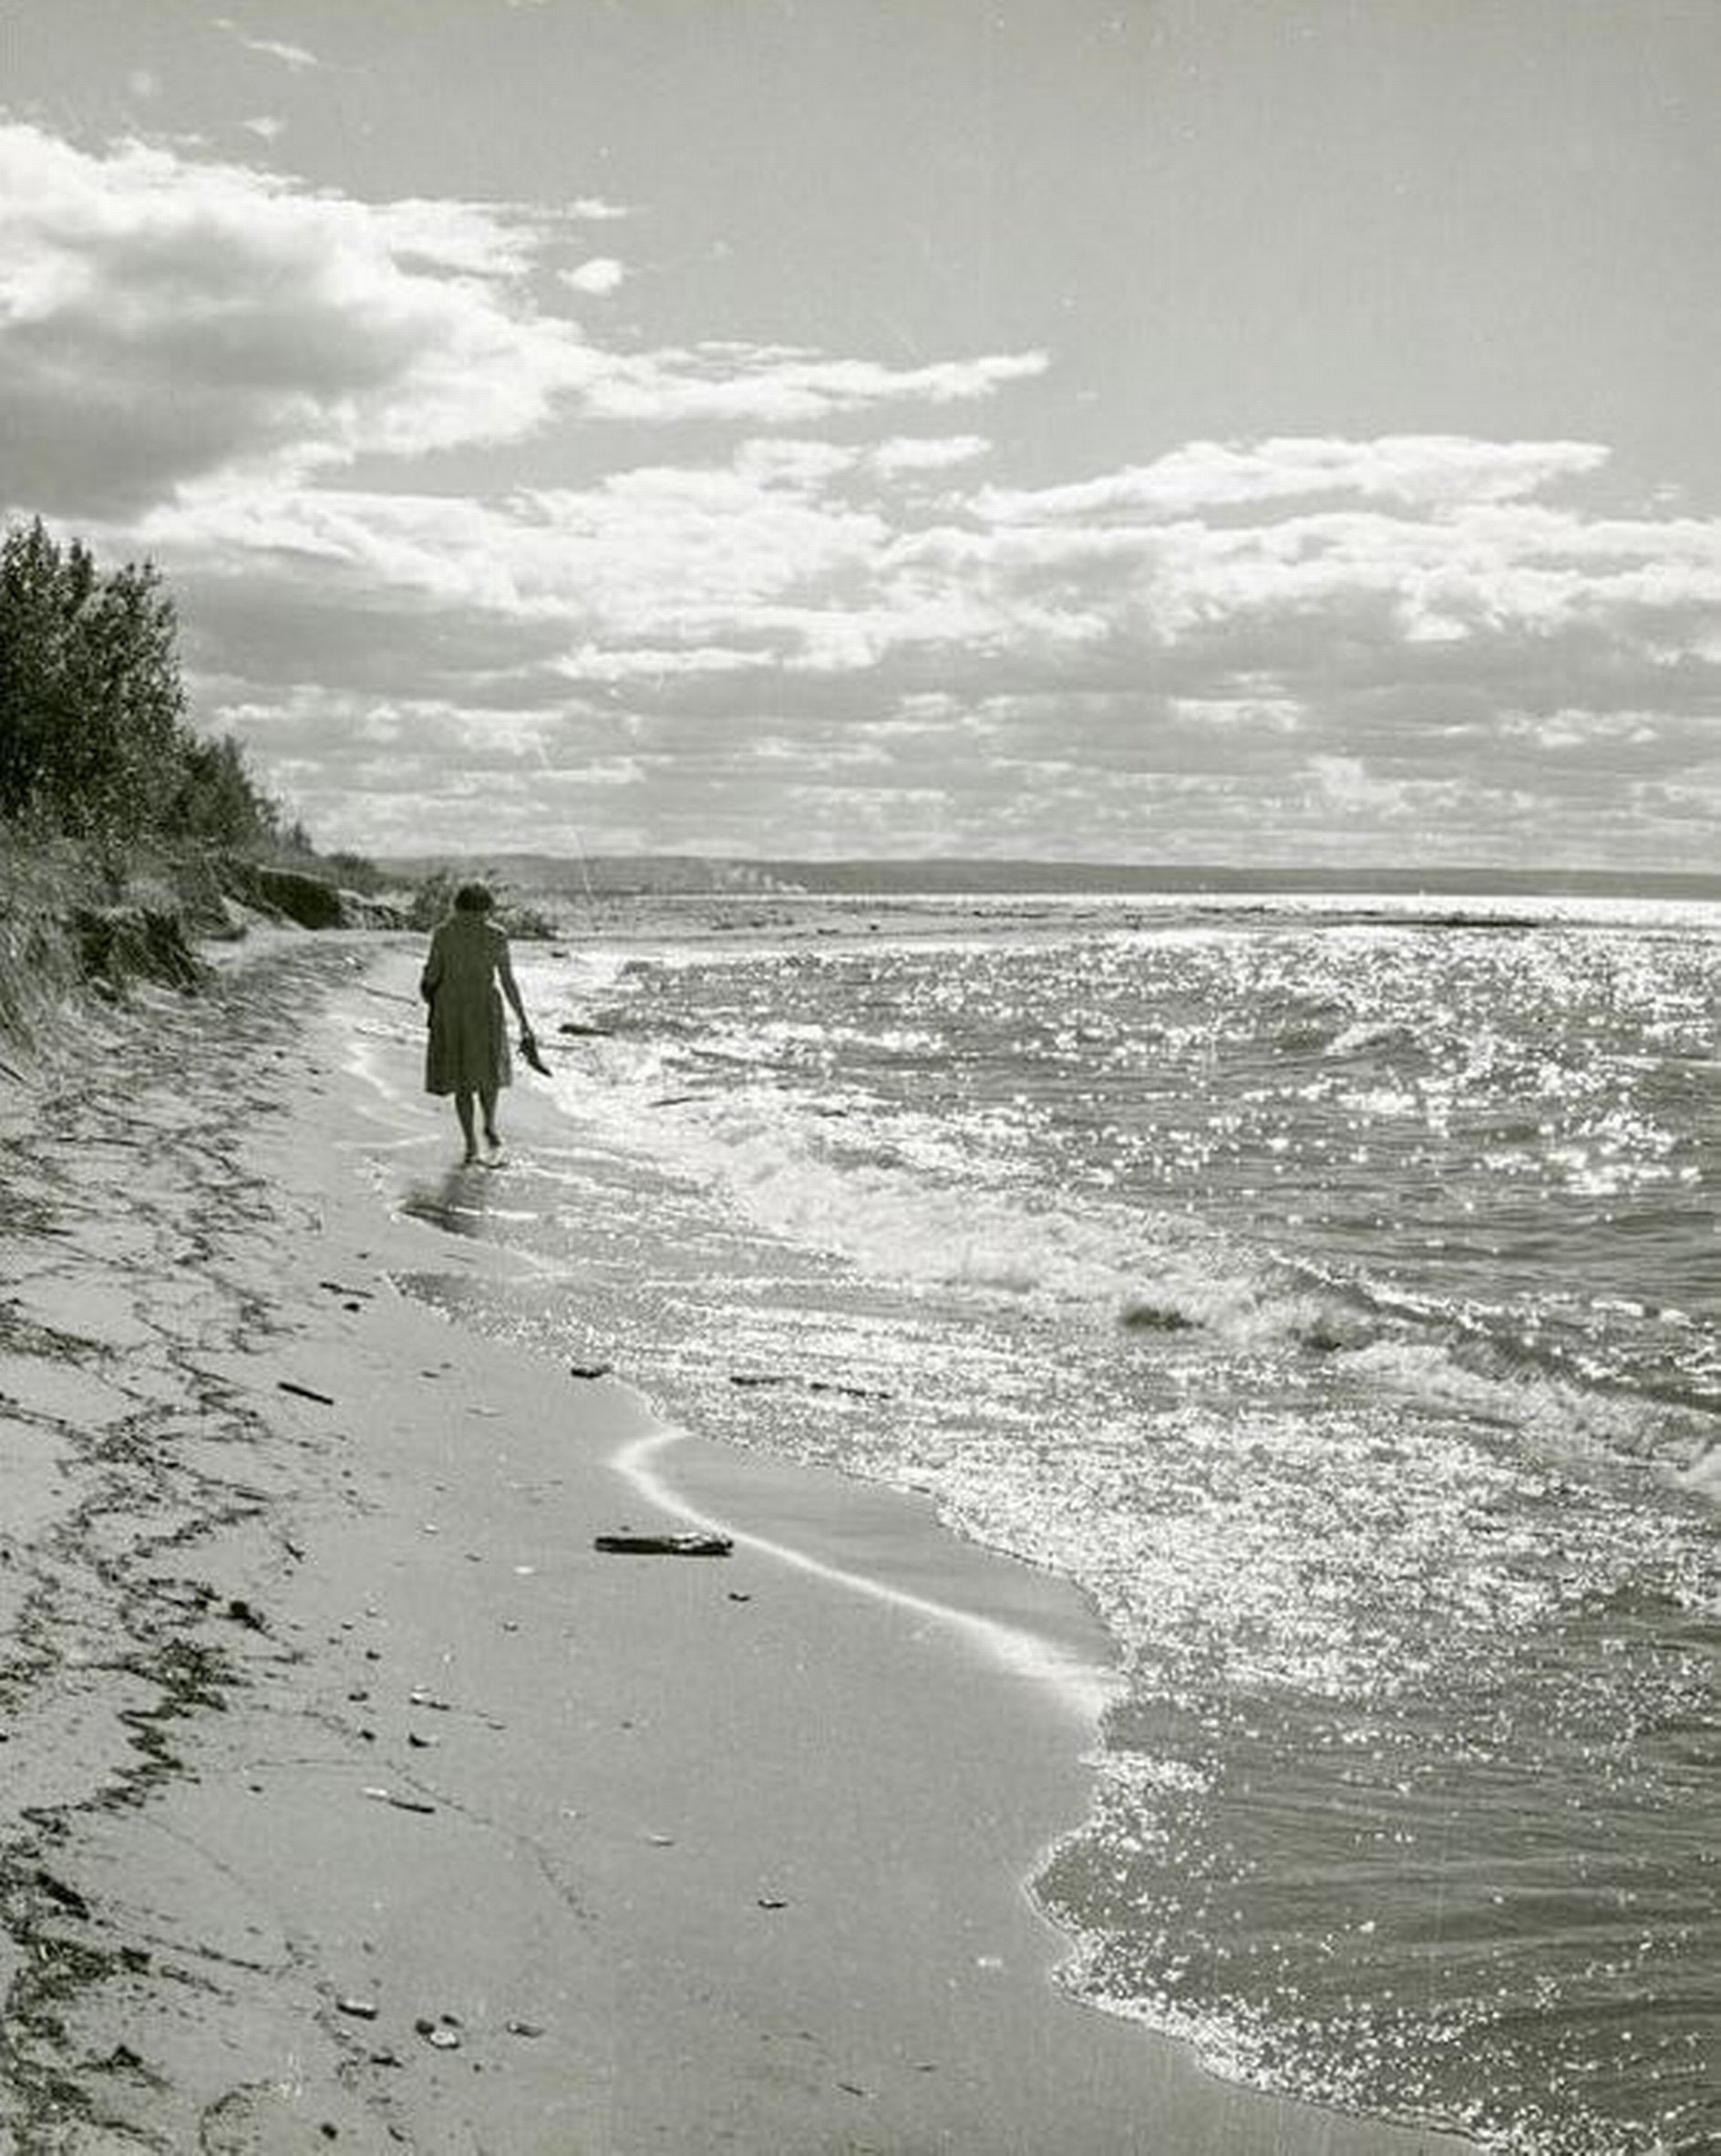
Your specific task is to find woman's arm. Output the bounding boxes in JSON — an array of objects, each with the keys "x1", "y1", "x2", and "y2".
[
  {"x1": 419, "y1": 927, "x2": 444, "y2": 1006},
  {"x1": 496, "y1": 937, "x2": 531, "y2": 1034}
]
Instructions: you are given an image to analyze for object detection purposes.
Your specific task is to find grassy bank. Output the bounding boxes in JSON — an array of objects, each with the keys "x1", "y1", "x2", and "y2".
[
  {"x1": 0, "y1": 835, "x2": 407, "y2": 1077},
  {"x1": 1, "y1": 517, "x2": 414, "y2": 1065}
]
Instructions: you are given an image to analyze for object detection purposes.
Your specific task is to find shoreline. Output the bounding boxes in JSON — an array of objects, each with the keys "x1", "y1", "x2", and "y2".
[{"x1": 0, "y1": 933, "x2": 1474, "y2": 2151}]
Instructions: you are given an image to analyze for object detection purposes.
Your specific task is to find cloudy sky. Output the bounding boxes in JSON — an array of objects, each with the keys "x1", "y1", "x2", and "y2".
[{"x1": 4, "y1": 0, "x2": 1718, "y2": 867}]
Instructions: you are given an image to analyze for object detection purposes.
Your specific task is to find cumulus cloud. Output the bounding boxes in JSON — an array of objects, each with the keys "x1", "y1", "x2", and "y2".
[
  {"x1": 0, "y1": 124, "x2": 1045, "y2": 525},
  {"x1": 1311, "y1": 753, "x2": 1411, "y2": 813},
  {"x1": 562, "y1": 255, "x2": 625, "y2": 295},
  {"x1": 142, "y1": 433, "x2": 1721, "y2": 839},
  {"x1": 211, "y1": 18, "x2": 321, "y2": 69},
  {"x1": 0, "y1": 123, "x2": 603, "y2": 513},
  {"x1": 149, "y1": 469, "x2": 1706, "y2": 862},
  {"x1": 2, "y1": 116, "x2": 1712, "y2": 862},
  {"x1": 136, "y1": 454, "x2": 896, "y2": 691},
  {"x1": 584, "y1": 344, "x2": 1048, "y2": 425},
  {"x1": 732, "y1": 438, "x2": 860, "y2": 488},
  {"x1": 871, "y1": 434, "x2": 992, "y2": 474},
  {"x1": 891, "y1": 489, "x2": 1721, "y2": 665},
  {"x1": 365, "y1": 196, "x2": 552, "y2": 279},
  {"x1": 556, "y1": 643, "x2": 763, "y2": 682},
  {"x1": 973, "y1": 435, "x2": 1611, "y2": 524}
]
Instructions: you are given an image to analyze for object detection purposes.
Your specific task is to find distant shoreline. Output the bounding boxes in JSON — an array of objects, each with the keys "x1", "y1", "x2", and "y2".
[{"x1": 376, "y1": 852, "x2": 1721, "y2": 904}]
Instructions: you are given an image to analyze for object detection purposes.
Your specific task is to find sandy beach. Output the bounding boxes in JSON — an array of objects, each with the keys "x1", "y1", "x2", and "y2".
[{"x1": 0, "y1": 930, "x2": 1476, "y2": 2154}]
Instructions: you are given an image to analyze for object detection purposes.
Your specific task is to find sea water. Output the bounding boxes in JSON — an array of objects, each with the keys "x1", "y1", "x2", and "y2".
[{"x1": 392, "y1": 894, "x2": 1719, "y2": 2155}]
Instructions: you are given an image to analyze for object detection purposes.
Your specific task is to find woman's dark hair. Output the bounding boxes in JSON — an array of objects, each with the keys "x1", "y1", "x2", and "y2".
[{"x1": 453, "y1": 882, "x2": 495, "y2": 914}]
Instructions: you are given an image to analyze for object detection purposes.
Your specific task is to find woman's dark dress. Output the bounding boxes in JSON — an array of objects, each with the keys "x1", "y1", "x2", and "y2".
[{"x1": 421, "y1": 915, "x2": 514, "y2": 1096}]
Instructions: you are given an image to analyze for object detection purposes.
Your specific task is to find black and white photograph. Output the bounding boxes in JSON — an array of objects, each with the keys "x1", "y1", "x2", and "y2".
[{"x1": 1, "y1": 4, "x2": 1716, "y2": 2151}]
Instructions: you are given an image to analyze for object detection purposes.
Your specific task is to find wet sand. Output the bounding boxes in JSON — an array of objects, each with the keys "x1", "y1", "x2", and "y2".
[{"x1": 0, "y1": 934, "x2": 1472, "y2": 2152}]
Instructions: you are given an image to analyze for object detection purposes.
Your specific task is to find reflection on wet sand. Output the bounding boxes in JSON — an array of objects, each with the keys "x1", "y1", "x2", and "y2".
[{"x1": 396, "y1": 1164, "x2": 489, "y2": 1236}]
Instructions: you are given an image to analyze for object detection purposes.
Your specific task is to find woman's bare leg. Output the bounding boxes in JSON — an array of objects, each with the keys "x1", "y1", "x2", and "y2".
[
  {"x1": 479, "y1": 1083, "x2": 500, "y2": 1150},
  {"x1": 454, "y1": 1090, "x2": 479, "y2": 1162}
]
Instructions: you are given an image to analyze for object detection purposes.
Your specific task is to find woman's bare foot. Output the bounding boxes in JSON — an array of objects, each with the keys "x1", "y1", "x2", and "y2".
[{"x1": 483, "y1": 1126, "x2": 502, "y2": 1152}]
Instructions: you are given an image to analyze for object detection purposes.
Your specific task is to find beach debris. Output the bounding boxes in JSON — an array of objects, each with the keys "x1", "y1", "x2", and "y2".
[
  {"x1": 278, "y1": 1378, "x2": 336, "y2": 1406},
  {"x1": 93, "y1": 2043, "x2": 156, "y2": 2080},
  {"x1": 727, "y1": 1591, "x2": 753, "y2": 1603},
  {"x1": 319, "y1": 1280, "x2": 373, "y2": 1301},
  {"x1": 408, "y1": 1688, "x2": 452, "y2": 1711},
  {"x1": 35, "y1": 1872, "x2": 91, "y2": 1921},
  {"x1": 335, "y1": 1996, "x2": 379, "y2": 2021},
  {"x1": 507, "y1": 2019, "x2": 545, "y2": 2038},
  {"x1": 757, "y1": 1896, "x2": 788, "y2": 1911},
  {"x1": 407, "y1": 1731, "x2": 438, "y2": 1749},
  {"x1": 362, "y1": 1787, "x2": 437, "y2": 1815},
  {"x1": 224, "y1": 1597, "x2": 265, "y2": 1630},
  {"x1": 414, "y1": 2017, "x2": 462, "y2": 2051},
  {"x1": 568, "y1": 1362, "x2": 613, "y2": 1380},
  {"x1": 646, "y1": 1832, "x2": 675, "y2": 1846},
  {"x1": 837, "y1": 2080, "x2": 871, "y2": 2099},
  {"x1": 369, "y1": 2048, "x2": 404, "y2": 2068},
  {"x1": 594, "y1": 1532, "x2": 733, "y2": 1558},
  {"x1": 729, "y1": 1370, "x2": 891, "y2": 1402}
]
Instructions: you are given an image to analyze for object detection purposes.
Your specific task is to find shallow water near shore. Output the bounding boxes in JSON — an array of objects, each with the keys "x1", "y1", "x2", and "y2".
[{"x1": 368, "y1": 892, "x2": 1719, "y2": 2156}]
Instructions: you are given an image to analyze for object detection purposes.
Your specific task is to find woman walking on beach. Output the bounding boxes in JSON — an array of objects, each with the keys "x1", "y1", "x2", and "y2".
[{"x1": 420, "y1": 882, "x2": 538, "y2": 1163}]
